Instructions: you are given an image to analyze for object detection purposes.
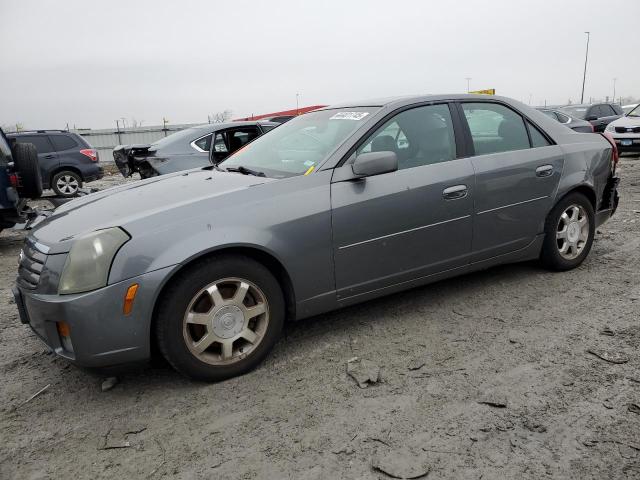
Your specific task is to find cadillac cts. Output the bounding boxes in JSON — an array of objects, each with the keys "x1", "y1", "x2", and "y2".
[{"x1": 14, "y1": 95, "x2": 620, "y2": 381}]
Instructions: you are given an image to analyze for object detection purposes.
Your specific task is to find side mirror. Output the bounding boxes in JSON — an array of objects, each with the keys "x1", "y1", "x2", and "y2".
[
  {"x1": 585, "y1": 115, "x2": 598, "y2": 121},
  {"x1": 352, "y1": 151, "x2": 398, "y2": 177}
]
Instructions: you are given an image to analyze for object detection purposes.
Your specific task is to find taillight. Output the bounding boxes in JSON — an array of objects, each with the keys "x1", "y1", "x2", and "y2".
[
  {"x1": 8, "y1": 173, "x2": 19, "y2": 188},
  {"x1": 602, "y1": 132, "x2": 619, "y2": 168},
  {"x1": 79, "y1": 148, "x2": 98, "y2": 162}
]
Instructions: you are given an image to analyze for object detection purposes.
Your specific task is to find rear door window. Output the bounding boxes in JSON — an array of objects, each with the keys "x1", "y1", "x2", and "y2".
[
  {"x1": 461, "y1": 103, "x2": 530, "y2": 155},
  {"x1": 600, "y1": 104, "x2": 616, "y2": 117},
  {"x1": 50, "y1": 134, "x2": 78, "y2": 151},
  {"x1": 527, "y1": 121, "x2": 551, "y2": 148},
  {"x1": 14, "y1": 135, "x2": 55, "y2": 154}
]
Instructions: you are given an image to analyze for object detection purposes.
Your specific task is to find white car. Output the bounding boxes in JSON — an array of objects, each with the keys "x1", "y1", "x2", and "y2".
[
  {"x1": 606, "y1": 104, "x2": 640, "y2": 155},
  {"x1": 622, "y1": 104, "x2": 638, "y2": 114}
]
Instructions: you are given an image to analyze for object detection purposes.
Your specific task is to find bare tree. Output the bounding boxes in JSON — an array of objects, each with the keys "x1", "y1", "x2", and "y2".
[
  {"x1": 208, "y1": 110, "x2": 233, "y2": 123},
  {"x1": 2, "y1": 122, "x2": 24, "y2": 133}
]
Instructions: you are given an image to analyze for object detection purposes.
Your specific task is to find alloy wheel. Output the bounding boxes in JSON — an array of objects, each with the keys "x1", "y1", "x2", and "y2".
[
  {"x1": 56, "y1": 175, "x2": 79, "y2": 195},
  {"x1": 182, "y1": 277, "x2": 269, "y2": 365},
  {"x1": 556, "y1": 204, "x2": 589, "y2": 260}
]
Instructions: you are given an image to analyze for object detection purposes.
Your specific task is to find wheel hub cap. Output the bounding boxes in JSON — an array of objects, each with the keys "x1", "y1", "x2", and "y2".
[
  {"x1": 213, "y1": 305, "x2": 245, "y2": 339},
  {"x1": 567, "y1": 222, "x2": 580, "y2": 243}
]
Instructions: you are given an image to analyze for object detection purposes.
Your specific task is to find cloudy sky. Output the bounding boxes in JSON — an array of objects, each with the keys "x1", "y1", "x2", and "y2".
[{"x1": 1, "y1": 0, "x2": 637, "y2": 130}]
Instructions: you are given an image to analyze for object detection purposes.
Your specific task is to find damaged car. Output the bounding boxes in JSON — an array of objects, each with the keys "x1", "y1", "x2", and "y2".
[
  {"x1": 15, "y1": 95, "x2": 620, "y2": 382},
  {"x1": 113, "y1": 121, "x2": 279, "y2": 178}
]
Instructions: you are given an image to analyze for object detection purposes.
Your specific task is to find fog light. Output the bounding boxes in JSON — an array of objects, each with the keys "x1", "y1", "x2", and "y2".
[
  {"x1": 56, "y1": 321, "x2": 74, "y2": 352},
  {"x1": 123, "y1": 283, "x2": 139, "y2": 315}
]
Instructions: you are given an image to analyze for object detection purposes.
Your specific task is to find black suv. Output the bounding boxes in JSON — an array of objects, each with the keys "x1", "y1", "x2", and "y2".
[
  {"x1": 7, "y1": 130, "x2": 103, "y2": 197},
  {"x1": 0, "y1": 128, "x2": 42, "y2": 234},
  {"x1": 560, "y1": 103, "x2": 624, "y2": 132}
]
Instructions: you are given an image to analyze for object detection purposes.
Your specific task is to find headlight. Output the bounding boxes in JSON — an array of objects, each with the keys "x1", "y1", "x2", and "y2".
[
  {"x1": 606, "y1": 124, "x2": 615, "y2": 132},
  {"x1": 58, "y1": 227, "x2": 130, "y2": 294}
]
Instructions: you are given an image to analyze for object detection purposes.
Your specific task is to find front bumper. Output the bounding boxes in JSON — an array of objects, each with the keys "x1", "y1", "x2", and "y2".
[
  {"x1": 13, "y1": 265, "x2": 173, "y2": 368},
  {"x1": 612, "y1": 136, "x2": 640, "y2": 153}
]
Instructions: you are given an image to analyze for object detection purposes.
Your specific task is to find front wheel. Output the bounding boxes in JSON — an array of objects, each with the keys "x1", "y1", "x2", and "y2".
[
  {"x1": 155, "y1": 255, "x2": 285, "y2": 381},
  {"x1": 540, "y1": 192, "x2": 595, "y2": 271}
]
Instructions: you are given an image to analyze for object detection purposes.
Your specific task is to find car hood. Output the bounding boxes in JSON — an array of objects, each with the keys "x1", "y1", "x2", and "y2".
[
  {"x1": 610, "y1": 115, "x2": 640, "y2": 127},
  {"x1": 30, "y1": 168, "x2": 274, "y2": 253}
]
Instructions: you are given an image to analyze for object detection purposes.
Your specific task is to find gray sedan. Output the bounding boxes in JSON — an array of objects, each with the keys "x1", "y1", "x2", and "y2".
[
  {"x1": 113, "y1": 121, "x2": 279, "y2": 178},
  {"x1": 536, "y1": 108, "x2": 594, "y2": 133},
  {"x1": 14, "y1": 94, "x2": 620, "y2": 381}
]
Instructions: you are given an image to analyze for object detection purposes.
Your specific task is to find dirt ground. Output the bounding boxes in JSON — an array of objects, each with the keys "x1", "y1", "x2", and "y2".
[{"x1": 1, "y1": 160, "x2": 640, "y2": 480}]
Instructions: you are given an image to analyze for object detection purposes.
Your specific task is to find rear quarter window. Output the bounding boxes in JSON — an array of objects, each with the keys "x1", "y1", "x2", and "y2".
[{"x1": 50, "y1": 135, "x2": 78, "y2": 151}]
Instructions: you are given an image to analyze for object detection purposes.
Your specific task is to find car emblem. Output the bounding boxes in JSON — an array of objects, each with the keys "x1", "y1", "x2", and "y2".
[{"x1": 628, "y1": 128, "x2": 634, "y2": 132}]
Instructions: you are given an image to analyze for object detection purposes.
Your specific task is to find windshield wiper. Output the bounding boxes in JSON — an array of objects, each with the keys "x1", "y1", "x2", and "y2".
[{"x1": 224, "y1": 165, "x2": 266, "y2": 177}]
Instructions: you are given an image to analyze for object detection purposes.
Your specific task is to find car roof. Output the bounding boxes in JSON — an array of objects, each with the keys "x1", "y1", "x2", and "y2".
[
  {"x1": 7, "y1": 130, "x2": 74, "y2": 136},
  {"x1": 316, "y1": 94, "x2": 529, "y2": 111}
]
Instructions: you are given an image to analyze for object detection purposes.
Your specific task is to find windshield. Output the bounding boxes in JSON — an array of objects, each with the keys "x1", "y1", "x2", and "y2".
[
  {"x1": 627, "y1": 104, "x2": 640, "y2": 117},
  {"x1": 560, "y1": 106, "x2": 588, "y2": 119},
  {"x1": 220, "y1": 108, "x2": 378, "y2": 178}
]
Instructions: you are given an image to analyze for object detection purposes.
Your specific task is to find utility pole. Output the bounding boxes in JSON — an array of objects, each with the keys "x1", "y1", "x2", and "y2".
[
  {"x1": 613, "y1": 78, "x2": 617, "y2": 104},
  {"x1": 465, "y1": 77, "x2": 471, "y2": 93},
  {"x1": 580, "y1": 31, "x2": 590, "y2": 104},
  {"x1": 115, "y1": 120, "x2": 122, "y2": 145},
  {"x1": 162, "y1": 117, "x2": 169, "y2": 137}
]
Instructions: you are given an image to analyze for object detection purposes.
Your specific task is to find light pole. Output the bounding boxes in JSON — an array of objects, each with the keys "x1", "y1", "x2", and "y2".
[
  {"x1": 580, "y1": 31, "x2": 590, "y2": 104},
  {"x1": 465, "y1": 77, "x2": 471, "y2": 93},
  {"x1": 613, "y1": 78, "x2": 617, "y2": 104}
]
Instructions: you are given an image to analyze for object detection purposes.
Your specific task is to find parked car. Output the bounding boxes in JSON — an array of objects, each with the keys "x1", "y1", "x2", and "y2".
[
  {"x1": 113, "y1": 121, "x2": 279, "y2": 179},
  {"x1": 606, "y1": 103, "x2": 640, "y2": 155},
  {"x1": 560, "y1": 103, "x2": 624, "y2": 132},
  {"x1": 0, "y1": 129, "x2": 42, "y2": 234},
  {"x1": 7, "y1": 130, "x2": 103, "y2": 198},
  {"x1": 14, "y1": 94, "x2": 620, "y2": 381},
  {"x1": 536, "y1": 108, "x2": 593, "y2": 133}
]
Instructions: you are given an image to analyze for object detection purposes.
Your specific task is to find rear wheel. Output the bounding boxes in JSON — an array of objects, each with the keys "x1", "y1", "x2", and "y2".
[
  {"x1": 540, "y1": 192, "x2": 595, "y2": 271},
  {"x1": 12, "y1": 142, "x2": 42, "y2": 198},
  {"x1": 52, "y1": 170, "x2": 82, "y2": 197},
  {"x1": 155, "y1": 255, "x2": 285, "y2": 381}
]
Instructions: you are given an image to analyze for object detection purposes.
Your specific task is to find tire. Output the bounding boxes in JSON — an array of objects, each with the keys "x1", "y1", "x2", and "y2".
[
  {"x1": 12, "y1": 142, "x2": 42, "y2": 198},
  {"x1": 540, "y1": 192, "x2": 595, "y2": 271},
  {"x1": 51, "y1": 170, "x2": 82, "y2": 197},
  {"x1": 155, "y1": 254, "x2": 285, "y2": 381}
]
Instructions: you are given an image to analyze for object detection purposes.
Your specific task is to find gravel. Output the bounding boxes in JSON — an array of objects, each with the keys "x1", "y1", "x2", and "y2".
[{"x1": 1, "y1": 159, "x2": 639, "y2": 479}]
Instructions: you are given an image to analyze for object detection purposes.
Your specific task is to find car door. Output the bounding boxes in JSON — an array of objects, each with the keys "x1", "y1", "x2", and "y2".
[
  {"x1": 12, "y1": 135, "x2": 58, "y2": 189},
  {"x1": 458, "y1": 101, "x2": 564, "y2": 262},
  {"x1": 331, "y1": 103, "x2": 474, "y2": 301}
]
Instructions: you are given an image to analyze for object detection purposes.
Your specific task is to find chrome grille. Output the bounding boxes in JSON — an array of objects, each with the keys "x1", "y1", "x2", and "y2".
[{"x1": 17, "y1": 242, "x2": 47, "y2": 290}]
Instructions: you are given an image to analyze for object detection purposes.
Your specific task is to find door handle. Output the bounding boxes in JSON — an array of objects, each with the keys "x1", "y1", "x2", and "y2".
[
  {"x1": 44, "y1": 154, "x2": 56, "y2": 159},
  {"x1": 442, "y1": 184, "x2": 468, "y2": 200},
  {"x1": 536, "y1": 165, "x2": 553, "y2": 177}
]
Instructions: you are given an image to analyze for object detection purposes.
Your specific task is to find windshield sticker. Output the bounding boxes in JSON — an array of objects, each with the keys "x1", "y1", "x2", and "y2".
[
  {"x1": 304, "y1": 165, "x2": 315, "y2": 176},
  {"x1": 330, "y1": 112, "x2": 370, "y2": 121},
  {"x1": 303, "y1": 160, "x2": 316, "y2": 167}
]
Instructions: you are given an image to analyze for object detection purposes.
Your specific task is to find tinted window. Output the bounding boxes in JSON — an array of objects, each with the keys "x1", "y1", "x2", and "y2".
[
  {"x1": 357, "y1": 104, "x2": 456, "y2": 170},
  {"x1": 527, "y1": 121, "x2": 551, "y2": 148},
  {"x1": 561, "y1": 106, "x2": 588, "y2": 119},
  {"x1": 462, "y1": 103, "x2": 529, "y2": 155},
  {"x1": 599, "y1": 104, "x2": 616, "y2": 116},
  {"x1": 193, "y1": 133, "x2": 212, "y2": 152},
  {"x1": 50, "y1": 134, "x2": 78, "y2": 151},
  {"x1": 14, "y1": 135, "x2": 54, "y2": 154},
  {"x1": 227, "y1": 128, "x2": 260, "y2": 152}
]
